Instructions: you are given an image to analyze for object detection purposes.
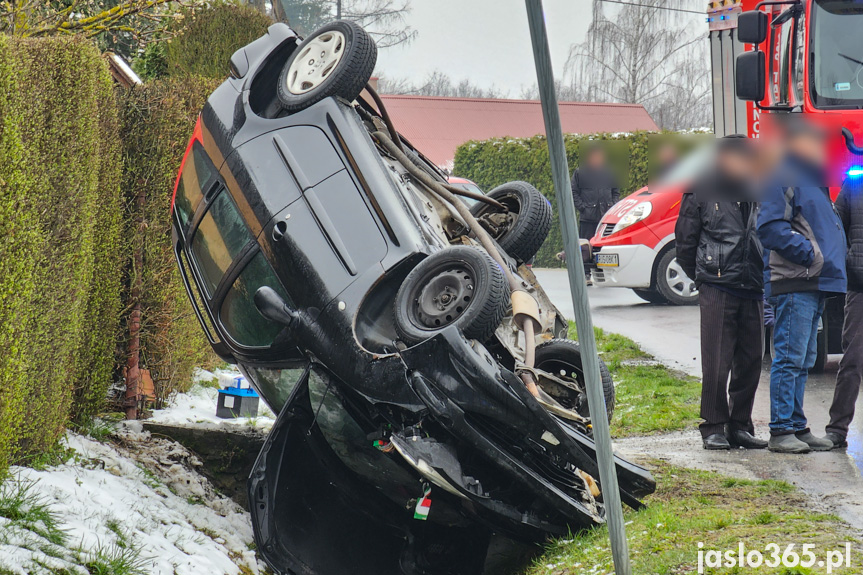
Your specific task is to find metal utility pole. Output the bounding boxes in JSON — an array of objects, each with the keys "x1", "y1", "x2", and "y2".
[
  {"x1": 336, "y1": 0, "x2": 342, "y2": 19},
  {"x1": 523, "y1": 1, "x2": 632, "y2": 573}
]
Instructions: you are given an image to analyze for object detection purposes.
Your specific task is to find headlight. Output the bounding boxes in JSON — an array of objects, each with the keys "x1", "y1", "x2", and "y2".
[{"x1": 612, "y1": 201, "x2": 652, "y2": 234}]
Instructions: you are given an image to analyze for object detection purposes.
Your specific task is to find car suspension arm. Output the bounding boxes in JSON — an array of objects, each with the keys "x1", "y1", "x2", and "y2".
[{"x1": 373, "y1": 130, "x2": 541, "y2": 396}]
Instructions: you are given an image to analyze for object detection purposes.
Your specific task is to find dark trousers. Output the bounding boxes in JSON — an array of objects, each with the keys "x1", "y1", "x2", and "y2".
[
  {"x1": 579, "y1": 220, "x2": 599, "y2": 240},
  {"x1": 699, "y1": 284, "x2": 764, "y2": 438},
  {"x1": 827, "y1": 290, "x2": 863, "y2": 438}
]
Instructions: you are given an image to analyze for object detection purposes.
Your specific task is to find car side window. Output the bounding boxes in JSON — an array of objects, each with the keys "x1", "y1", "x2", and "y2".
[
  {"x1": 190, "y1": 190, "x2": 254, "y2": 296},
  {"x1": 220, "y1": 252, "x2": 292, "y2": 348},
  {"x1": 175, "y1": 143, "x2": 215, "y2": 229},
  {"x1": 243, "y1": 364, "x2": 307, "y2": 414}
]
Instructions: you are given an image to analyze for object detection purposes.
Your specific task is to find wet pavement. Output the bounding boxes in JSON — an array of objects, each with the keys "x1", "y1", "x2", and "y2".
[{"x1": 533, "y1": 268, "x2": 863, "y2": 530}]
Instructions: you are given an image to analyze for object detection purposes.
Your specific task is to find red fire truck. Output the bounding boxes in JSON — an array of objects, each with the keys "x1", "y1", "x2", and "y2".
[{"x1": 589, "y1": 0, "x2": 863, "y2": 369}]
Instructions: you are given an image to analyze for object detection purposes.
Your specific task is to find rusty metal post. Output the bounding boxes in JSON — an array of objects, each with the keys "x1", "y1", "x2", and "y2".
[
  {"x1": 523, "y1": 1, "x2": 632, "y2": 573},
  {"x1": 124, "y1": 185, "x2": 146, "y2": 420}
]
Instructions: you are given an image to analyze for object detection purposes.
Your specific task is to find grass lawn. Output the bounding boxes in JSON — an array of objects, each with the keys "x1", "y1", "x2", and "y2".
[
  {"x1": 567, "y1": 323, "x2": 702, "y2": 437},
  {"x1": 524, "y1": 462, "x2": 860, "y2": 575}
]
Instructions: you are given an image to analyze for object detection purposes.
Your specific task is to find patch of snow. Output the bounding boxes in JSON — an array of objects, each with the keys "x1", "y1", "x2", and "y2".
[
  {"x1": 0, "y1": 431, "x2": 265, "y2": 575},
  {"x1": 149, "y1": 378, "x2": 275, "y2": 433}
]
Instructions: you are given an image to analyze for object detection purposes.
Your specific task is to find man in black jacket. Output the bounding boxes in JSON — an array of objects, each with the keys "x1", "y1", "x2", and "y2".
[
  {"x1": 825, "y1": 176, "x2": 863, "y2": 448},
  {"x1": 675, "y1": 138, "x2": 766, "y2": 450}
]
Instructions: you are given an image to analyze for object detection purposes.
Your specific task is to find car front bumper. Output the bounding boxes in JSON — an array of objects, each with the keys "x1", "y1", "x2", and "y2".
[{"x1": 590, "y1": 244, "x2": 658, "y2": 289}]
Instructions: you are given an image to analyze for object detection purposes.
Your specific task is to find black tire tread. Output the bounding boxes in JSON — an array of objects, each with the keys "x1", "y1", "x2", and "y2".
[
  {"x1": 277, "y1": 20, "x2": 377, "y2": 113},
  {"x1": 632, "y1": 288, "x2": 667, "y2": 304},
  {"x1": 470, "y1": 181, "x2": 552, "y2": 263},
  {"x1": 394, "y1": 246, "x2": 509, "y2": 344}
]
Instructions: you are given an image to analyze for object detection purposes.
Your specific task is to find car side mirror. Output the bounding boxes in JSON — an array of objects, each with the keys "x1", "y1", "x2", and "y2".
[
  {"x1": 737, "y1": 11, "x2": 768, "y2": 44},
  {"x1": 736, "y1": 51, "x2": 766, "y2": 102},
  {"x1": 254, "y1": 286, "x2": 298, "y2": 327}
]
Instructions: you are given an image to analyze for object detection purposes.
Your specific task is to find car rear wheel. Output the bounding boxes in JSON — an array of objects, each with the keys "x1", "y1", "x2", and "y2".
[
  {"x1": 277, "y1": 20, "x2": 377, "y2": 113},
  {"x1": 469, "y1": 181, "x2": 552, "y2": 263},
  {"x1": 534, "y1": 339, "x2": 614, "y2": 423},
  {"x1": 655, "y1": 247, "x2": 698, "y2": 306},
  {"x1": 632, "y1": 288, "x2": 667, "y2": 304},
  {"x1": 394, "y1": 246, "x2": 510, "y2": 345}
]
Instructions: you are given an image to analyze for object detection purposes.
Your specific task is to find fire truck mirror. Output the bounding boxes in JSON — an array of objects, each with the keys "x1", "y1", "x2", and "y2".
[
  {"x1": 737, "y1": 11, "x2": 768, "y2": 45},
  {"x1": 736, "y1": 51, "x2": 766, "y2": 102}
]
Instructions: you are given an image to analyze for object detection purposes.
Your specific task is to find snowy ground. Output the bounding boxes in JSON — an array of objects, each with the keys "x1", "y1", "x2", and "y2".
[
  {"x1": 148, "y1": 369, "x2": 276, "y2": 433},
  {"x1": 0, "y1": 372, "x2": 279, "y2": 575}
]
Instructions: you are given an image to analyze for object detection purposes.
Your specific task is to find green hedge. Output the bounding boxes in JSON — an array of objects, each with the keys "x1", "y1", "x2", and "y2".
[
  {"x1": 454, "y1": 132, "x2": 651, "y2": 267},
  {"x1": 118, "y1": 77, "x2": 221, "y2": 405},
  {"x1": 162, "y1": 3, "x2": 273, "y2": 79},
  {"x1": 0, "y1": 36, "x2": 123, "y2": 470}
]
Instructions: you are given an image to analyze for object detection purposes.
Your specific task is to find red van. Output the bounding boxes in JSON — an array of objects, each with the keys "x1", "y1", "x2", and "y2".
[{"x1": 588, "y1": 148, "x2": 711, "y2": 305}]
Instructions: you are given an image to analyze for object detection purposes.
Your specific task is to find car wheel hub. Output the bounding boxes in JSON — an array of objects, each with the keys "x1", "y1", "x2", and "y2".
[
  {"x1": 286, "y1": 31, "x2": 346, "y2": 95},
  {"x1": 665, "y1": 259, "x2": 697, "y2": 298},
  {"x1": 414, "y1": 268, "x2": 473, "y2": 328}
]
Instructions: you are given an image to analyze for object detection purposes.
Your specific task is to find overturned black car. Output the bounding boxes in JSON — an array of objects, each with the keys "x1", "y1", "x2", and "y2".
[{"x1": 171, "y1": 20, "x2": 655, "y2": 575}]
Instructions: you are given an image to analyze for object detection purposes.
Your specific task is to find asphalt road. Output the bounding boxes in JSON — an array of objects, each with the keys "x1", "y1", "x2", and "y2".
[{"x1": 533, "y1": 268, "x2": 863, "y2": 529}]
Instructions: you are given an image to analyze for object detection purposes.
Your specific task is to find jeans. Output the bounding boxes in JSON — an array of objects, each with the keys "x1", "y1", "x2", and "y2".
[{"x1": 767, "y1": 291, "x2": 825, "y2": 435}]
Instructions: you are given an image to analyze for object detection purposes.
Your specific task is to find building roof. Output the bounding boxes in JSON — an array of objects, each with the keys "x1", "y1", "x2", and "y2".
[{"x1": 378, "y1": 95, "x2": 658, "y2": 168}]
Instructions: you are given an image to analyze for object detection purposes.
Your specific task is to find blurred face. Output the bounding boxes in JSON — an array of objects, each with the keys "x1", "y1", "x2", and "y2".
[
  {"x1": 788, "y1": 131, "x2": 828, "y2": 169},
  {"x1": 717, "y1": 148, "x2": 752, "y2": 182},
  {"x1": 588, "y1": 149, "x2": 606, "y2": 168}
]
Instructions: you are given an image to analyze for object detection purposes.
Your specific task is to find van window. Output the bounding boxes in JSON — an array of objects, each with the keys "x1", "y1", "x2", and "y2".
[
  {"x1": 175, "y1": 143, "x2": 215, "y2": 229},
  {"x1": 220, "y1": 252, "x2": 291, "y2": 348},
  {"x1": 190, "y1": 190, "x2": 254, "y2": 296}
]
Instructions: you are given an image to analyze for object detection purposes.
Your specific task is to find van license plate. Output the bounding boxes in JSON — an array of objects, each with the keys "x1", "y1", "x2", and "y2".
[{"x1": 595, "y1": 254, "x2": 619, "y2": 267}]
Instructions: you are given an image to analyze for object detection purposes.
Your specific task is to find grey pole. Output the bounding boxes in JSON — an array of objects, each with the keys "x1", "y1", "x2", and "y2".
[
  {"x1": 523, "y1": 1, "x2": 631, "y2": 573},
  {"x1": 336, "y1": 0, "x2": 342, "y2": 19}
]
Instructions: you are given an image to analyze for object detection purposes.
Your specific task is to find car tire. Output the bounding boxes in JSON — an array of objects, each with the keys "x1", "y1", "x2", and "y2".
[
  {"x1": 632, "y1": 288, "x2": 667, "y2": 304},
  {"x1": 654, "y1": 247, "x2": 698, "y2": 306},
  {"x1": 812, "y1": 324, "x2": 828, "y2": 374},
  {"x1": 277, "y1": 20, "x2": 377, "y2": 113},
  {"x1": 394, "y1": 246, "x2": 510, "y2": 345},
  {"x1": 469, "y1": 181, "x2": 552, "y2": 263},
  {"x1": 534, "y1": 339, "x2": 615, "y2": 423}
]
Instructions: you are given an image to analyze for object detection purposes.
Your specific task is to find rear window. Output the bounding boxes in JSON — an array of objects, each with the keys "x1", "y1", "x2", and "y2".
[
  {"x1": 175, "y1": 143, "x2": 216, "y2": 228},
  {"x1": 190, "y1": 190, "x2": 254, "y2": 296},
  {"x1": 220, "y1": 252, "x2": 291, "y2": 348}
]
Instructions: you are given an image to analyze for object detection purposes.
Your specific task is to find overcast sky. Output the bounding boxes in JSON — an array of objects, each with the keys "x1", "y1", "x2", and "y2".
[{"x1": 374, "y1": 0, "x2": 594, "y2": 98}]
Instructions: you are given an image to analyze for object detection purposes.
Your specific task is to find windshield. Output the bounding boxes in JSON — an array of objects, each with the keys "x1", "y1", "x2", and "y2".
[
  {"x1": 811, "y1": 0, "x2": 863, "y2": 108},
  {"x1": 652, "y1": 145, "x2": 715, "y2": 191}
]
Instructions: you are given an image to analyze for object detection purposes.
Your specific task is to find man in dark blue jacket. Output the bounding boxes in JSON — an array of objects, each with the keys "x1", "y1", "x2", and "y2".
[{"x1": 758, "y1": 122, "x2": 847, "y2": 453}]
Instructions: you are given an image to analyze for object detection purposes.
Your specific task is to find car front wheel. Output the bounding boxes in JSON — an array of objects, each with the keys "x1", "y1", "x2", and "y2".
[{"x1": 655, "y1": 247, "x2": 698, "y2": 306}]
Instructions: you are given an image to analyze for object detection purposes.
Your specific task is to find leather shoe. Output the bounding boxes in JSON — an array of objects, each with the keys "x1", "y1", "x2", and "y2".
[
  {"x1": 824, "y1": 432, "x2": 848, "y2": 449},
  {"x1": 727, "y1": 429, "x2": 767, "y2": 449},
  {"x1": 703, "y1": 433, "x2": 731, "y2": 450}
]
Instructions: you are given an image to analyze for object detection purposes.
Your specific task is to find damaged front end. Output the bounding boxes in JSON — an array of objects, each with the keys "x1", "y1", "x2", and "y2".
[{"x1": 248, "y1": 328, "x2": 654, "y2": 575}]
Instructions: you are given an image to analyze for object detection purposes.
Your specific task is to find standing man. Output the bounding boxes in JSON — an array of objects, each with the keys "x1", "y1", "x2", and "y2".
[
  {"x1": 571, "y1": 145, "x2": 619, "y2": 282},
  {"x1": 759, "y1": 121, "x2": 846, "y2": 454},
  {"x1": 825, "y1": 176, "x2": 863, "y2": 448},
  {"x1": 675, "y1": 137, "x2": 766, "y2": 450}
]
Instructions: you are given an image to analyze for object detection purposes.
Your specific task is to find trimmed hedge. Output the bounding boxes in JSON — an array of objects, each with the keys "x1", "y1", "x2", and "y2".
[
  {"x1": 163, "y1": 3, "x2": 273, "y2": 79},
  {"x1": 454, "y1": 132, "x2": 651, "y2": 268},
  {"x1": 0, "y1": 36, "x2": 123, "y2": 469},
  {"x1": 118, "y1": 77, "x2": 221, "y2": 405}
]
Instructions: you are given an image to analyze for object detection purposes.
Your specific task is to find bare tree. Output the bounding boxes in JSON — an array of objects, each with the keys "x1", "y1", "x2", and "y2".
[
  {"x1": 270, "y1": 0, "x2": 416, "y2": 47},
  {"x1": 378, "y1": 70, "x2": 506, "y2": 98},
  {"x1": 519, "y1": 80, "x2": 584, "y2": 102},
  {"x1": 0, "y1": 0, "x2": 202, "y2": 42},
  {"x1": 564, "y1": 0, "x2": 710, "y2": 130}
]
